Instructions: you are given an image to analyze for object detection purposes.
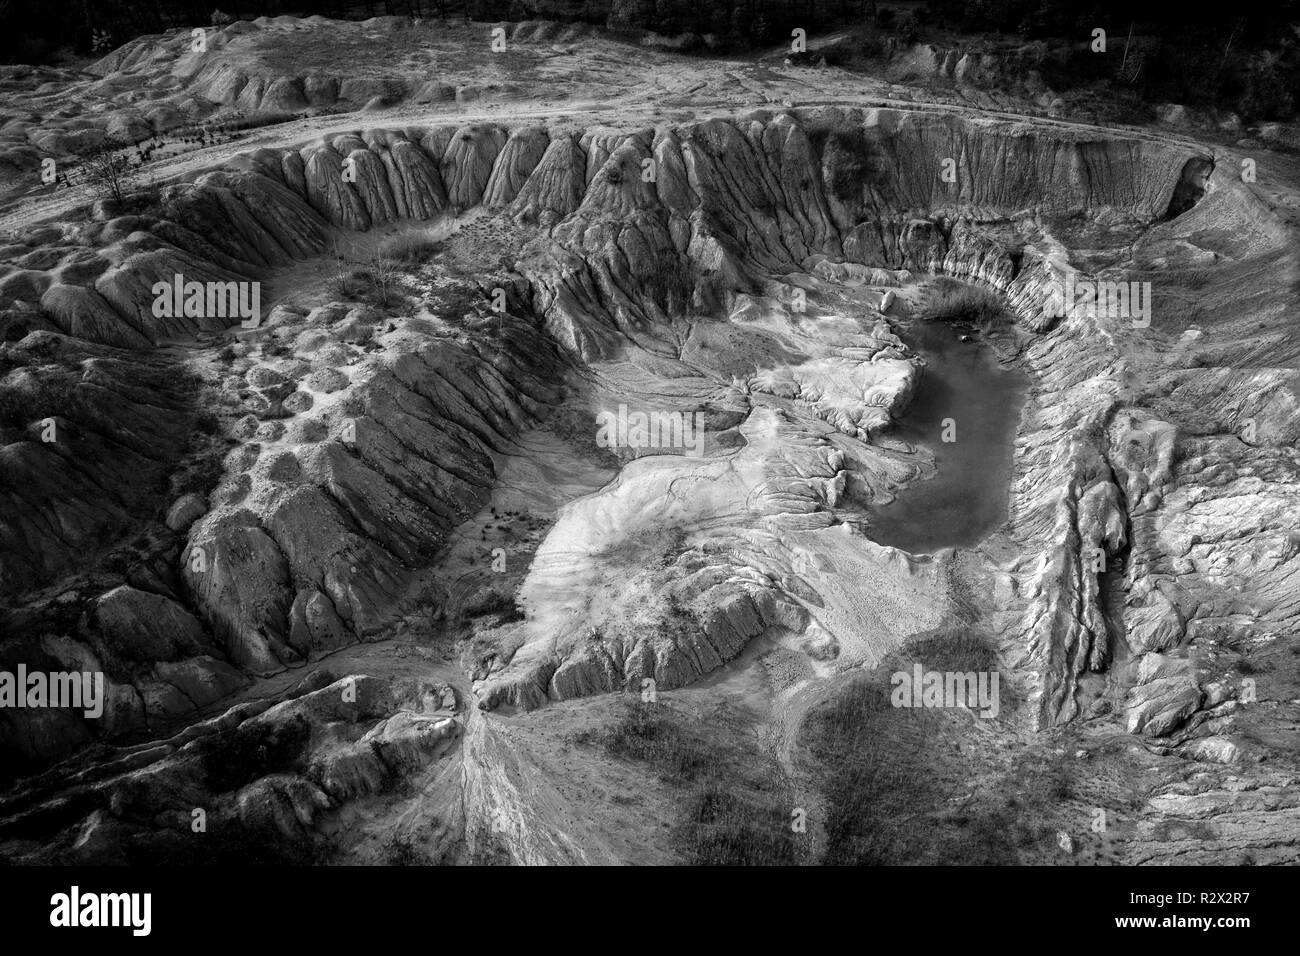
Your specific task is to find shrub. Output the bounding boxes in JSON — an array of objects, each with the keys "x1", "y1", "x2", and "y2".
[
  {"x1": 807, "y1": 123, "x2": 884, "y2": 201},
  {"x1": 897, "y1": 11, "x2": 923, "y2": 43},
  {"x1": 920, "y1": 276, "x2": 1006, "y2": 326},
  {"x1": 460, "y1": 591, "x2": 525, "y2": 624},
  {"x1": 379, "y1": 233, "x2": 443, "y2": 266},
  {"x1": 193, "y1": 410, "x2": 220, "y2": 435},
  {"x1": 902, "y1": 625, "x2": 1000, "y2": 675},
  {"x1": 330, "y1": 254, "x2": 404, "y2": 308},
  {"x1": 79, "y1": 138, "x2": 135, "y2": 205},
  {"x1": 858, "y1": 34, "x2": 887, "y2": 58},
  {"x1": 326, "y1": 268, "x2": 371, "y2": 301}
]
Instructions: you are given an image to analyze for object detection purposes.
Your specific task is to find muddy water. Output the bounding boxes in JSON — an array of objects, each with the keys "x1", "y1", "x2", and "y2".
[{"x1": 866, "y1": 319, "x2": 1028, "y2": 553}]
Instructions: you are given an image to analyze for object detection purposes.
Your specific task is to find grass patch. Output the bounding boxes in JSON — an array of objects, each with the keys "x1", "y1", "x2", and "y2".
[
  {"x1": 901, "y1": 625, "x2": 1001, "y2": 676},
  {"x1": 680, "y1": 785, "x2": 802, "y2": 866},
  {"x1": 576, "y1": 700, "x2": 805, "y2": 865},
  {"x1": 543, "y1": 399, "x2": 619, "y2": 469},
  {"x1": 380, "y1": 233, "x2": 444, "y2": 267},
  {"x1": 803, "y1": 678, "x2": 961, "y2": 864},
  {"x1": 598, "y1": 700, "x2": 711, "y2": 784},
  {"x1": 801, "y1": 628, "x2": 1046, "y2": 865},
  {"x1": 803, "y1": 674, "x2": 1040, "y2": 864},
  {"x1": 596, "y1": 522, "x2": 692, "y2": 570},
  {"x1": 920, "y1": 276, "x2": 1007, "y2": 327}
]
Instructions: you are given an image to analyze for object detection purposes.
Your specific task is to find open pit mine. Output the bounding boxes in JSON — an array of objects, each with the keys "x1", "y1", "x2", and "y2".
[{"x1": 0, "y1": 12, "x2": 1297, "y2": 869}]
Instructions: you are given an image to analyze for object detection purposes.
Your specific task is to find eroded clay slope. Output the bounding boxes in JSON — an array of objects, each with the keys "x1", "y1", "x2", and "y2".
[{"x1": 3, "y1": 87, "x2": 1297, "y2": 864}]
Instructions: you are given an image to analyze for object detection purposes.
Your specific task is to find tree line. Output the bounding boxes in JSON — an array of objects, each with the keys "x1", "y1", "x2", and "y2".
[{"x1": 3, "y1": 0, "x2": 1296, "y2": 123}]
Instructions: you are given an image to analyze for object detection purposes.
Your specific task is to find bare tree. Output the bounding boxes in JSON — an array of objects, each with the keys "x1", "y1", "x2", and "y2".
[
  {"x1": 80, "y1": 138, "x2": 134, "y2": 205},
  {"x1": 1218, "y1": 17, "x2": 1245, "y2": 73},
  {"x1": 365, "y1": 252, "x2": 401, "y2": 308},
  {"x1": 1118, "y1": 20, "x2": 1133, "y2": 77}
]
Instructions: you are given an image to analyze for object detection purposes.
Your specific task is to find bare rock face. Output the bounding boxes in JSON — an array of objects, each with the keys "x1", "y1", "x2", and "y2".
[
  {"x1": 1, "y1": 673, "x2": 461, "y2": 864},
  {"x1": 0, "y1": 334, "x2": 195, "y2": 598},
  {"x1": 512, "y1": 134, "x2": 588, "y2": 224},
  {"x1": 441, "y1": 125, "x2": 509, "y2": 211},
  {"x1": 1127, "y1": 654, "x2": 1204, "y2": 736},
  {"x1": 287, "y1": 589, "x2": 352, "y2": 659},
  {"x1": 374, "y1": 133, "x2": 448, "y2": 220},
  {"x1": 483, "y1": 127, "x2": 550, "y2": 207},
  {"x1": 93, "y1": 586, "x2": 210, "y2": 664},
  {"x1": 185, "y1": 515, "x2": 296, "y2": 674},
  {"x1": 165, "y1": 493, "x2": 208, "y2": 532},
  {"x1": 39, "y1": 285, "x2": 153, "y2": 349},
  {"x1": 302, "y1": 143, "x2": 372, "y2": 231}
]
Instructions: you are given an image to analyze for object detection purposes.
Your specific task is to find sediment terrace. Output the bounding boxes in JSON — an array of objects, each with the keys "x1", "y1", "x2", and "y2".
[{"x1": 2, "y1": 94, "x2": 1298, "y2": 863}]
